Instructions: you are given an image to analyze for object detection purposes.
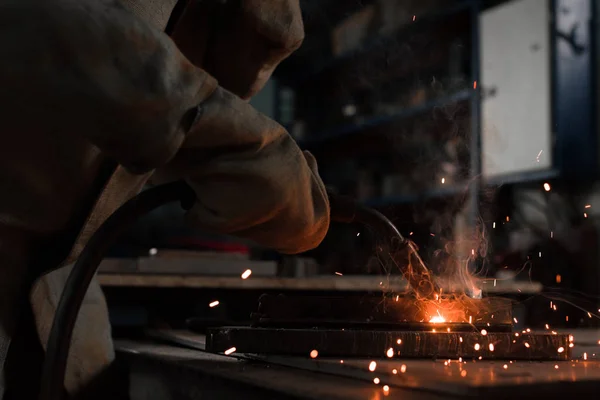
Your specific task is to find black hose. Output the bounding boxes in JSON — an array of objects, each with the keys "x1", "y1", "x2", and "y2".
[{"x1": 39, "y1": 181, "x2": 195, "y2": 400}]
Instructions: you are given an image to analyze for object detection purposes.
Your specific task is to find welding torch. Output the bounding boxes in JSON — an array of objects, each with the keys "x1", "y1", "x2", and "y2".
[
  {"x1": 39, "y1": 181, "x2": 439, "y2": 400},
  {"x1": 328, "y1": 193, "x2": 441, "y2": 300}
]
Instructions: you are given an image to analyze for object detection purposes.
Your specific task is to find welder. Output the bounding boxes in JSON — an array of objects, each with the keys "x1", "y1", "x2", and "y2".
[{"x1": 0, "y1": 0, "x2": 330, "y2": 398}]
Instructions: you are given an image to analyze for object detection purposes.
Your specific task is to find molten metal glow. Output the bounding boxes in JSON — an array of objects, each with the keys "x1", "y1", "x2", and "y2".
[{"x1": 429, "y1": 315, "x2": 446, "y2": 324}]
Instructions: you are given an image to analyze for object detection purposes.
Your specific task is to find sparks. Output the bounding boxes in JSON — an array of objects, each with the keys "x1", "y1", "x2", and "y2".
[
  {"x1": 356, "y1": 232, "x2": 360, "y2": 236},
  {"x1": 524, "y1": 342, "x2": 530, "y2": 348},
  {"x1": 400, "y1": 364, "x2": 407, "y2": 373},
  {"x1": 489, "y1": 343, "x2": 495, "y2": 351},
  {"x1": 209, "y1": 300, "x2": 220, "y2": 308},
  {"x1": 545, "y1": 324, "x2": 549, "y2": 329},
  {"x1": 386, "y1": 348, "x2": 394, "y2": 358},
  {"x1": 383, "y1": 385, "x2": 390, "y2": 393},
  {"x1": 554, "y1": 365, "x2": 559, "y2": 369},
  {"x1": 430, "y1": 315, "x2": 446, "y2": 324},
  {"x1": 584, "y1": 212, "x2": 588, "y2": 218},
  {"x1": 412, "y1": 15, "x2": 416, "y2": 21},
  {"x1": 469, "y1": 316, "x2": 473, "y2": 324},
  {"x1": 310, "y1": 349, "x2": 318, "y2": 358},
  {"x1": 493, "y1": 222, "x2": 496, "y2": 228},
  {"x1": 543, "y1": 183, "x2": 551, "y2": 192},
  {"x1": 585, "y1": 204, "x2": 592, "y2": 208},
  {"x1": 335, "y1": 272, "x2": 343, "y2": 276},
  {"x1": 224, "y1": 347, "x2": 236, "y2": 355},
  {"x1": 556, "y1": 274, "x2": 561, "y2": 284},
  {"x1": 241, "y1": 269, "x2": 252, "y2": 279},
  {"x1": 481, "y1": 329, "x2": 488, "y2": 336},
  {"x1": 373, "y1": 377, "x2": 380, "y2": 384},
  {"x1": 558, "y1": 347, "x2": 565, "y2": 353},
  {"x1": 397, "y1": 339, "x2": 402, "y2": 345},
  {"x1": 459, "y1": 337, "x2": 463, "y2": 343},
  {"x1": 441, "y1": 177, "x2": 446, "y2": 184},
  {"x1": 473, "y1": 80, "x2": 477, "y2": 89},
  {"x1": 506, "y1": 216, "x2": 510, "y2": 222},
  {"x1": 474, "y1": 343, "x2": 481, "y2": 351},
  {"x1": 392, "y1": 368, "x2": 397, "y2": 374},
  {"x1": 513, "y1": 318, "x2": 518, "y2": 323},
  {"x1": 369, "y1": 361, "x2": 377, "y2": 372},
  {"x1": 584, "y1": 352, "x2": 588, "y2": 360},
  {"x1": 503, "y1": 364, "x2": 508, "y2": 369},
  {"x1": 460, "y1": 370, "x2": 467, "y2": 377},
  {"x1": 588, "y1": 312, "x2": 592, "y2": 318},
  {"x1": 536, "y1": 149, "x2": 543, "y2": 162}
]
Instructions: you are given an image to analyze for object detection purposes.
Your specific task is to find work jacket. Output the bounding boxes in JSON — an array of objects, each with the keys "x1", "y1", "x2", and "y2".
[{"x1": 0, "y1": 0, "x2": 329, "y2": 397}]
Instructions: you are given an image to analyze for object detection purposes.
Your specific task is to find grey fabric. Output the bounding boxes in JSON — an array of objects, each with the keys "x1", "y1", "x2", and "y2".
[
  {"x1": 119, "y1": 0, "x2": 179, "y2": 31},
  {"x1": 0, "y1": 0, "x2": 327, "y2": 397}
]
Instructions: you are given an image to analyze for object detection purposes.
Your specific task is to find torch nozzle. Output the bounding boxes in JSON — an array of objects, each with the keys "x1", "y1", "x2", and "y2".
[{"x1": 328, "y1": 191, "x2": 440, "y2": 299}]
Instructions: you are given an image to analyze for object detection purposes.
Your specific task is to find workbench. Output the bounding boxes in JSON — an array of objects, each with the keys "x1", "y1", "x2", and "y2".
[{"x1": 116, "y1": 329, "x2": 600, "y2": 400}]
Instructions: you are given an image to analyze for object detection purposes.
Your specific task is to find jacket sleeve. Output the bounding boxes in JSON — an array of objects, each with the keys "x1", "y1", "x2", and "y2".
[
  {"x1": 152, "y1": 87, "x2": 330, "y2": 254},
  {"x1": 0, "y1": 0, "x2": 217, "y2": 174}
]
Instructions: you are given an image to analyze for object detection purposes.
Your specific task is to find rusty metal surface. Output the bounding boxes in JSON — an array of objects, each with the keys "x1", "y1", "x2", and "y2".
[
  {"x1": 206, "y1": 327, "x2": 571, "y2": 360},
  {"x1": 251, "y1": 294, "x2": 513, "y2": 329}
]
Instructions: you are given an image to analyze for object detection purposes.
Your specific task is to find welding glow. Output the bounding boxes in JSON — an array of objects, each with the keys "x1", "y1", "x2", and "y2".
[
  {"x1": 224, "y1": 347, "x2": 236, "y2": 355},
  {"x1": 241, "y1": 269, "x2": 252, "y2": 279},
  {"x1": 369, "y1": 361, "x2": 377, "y2": 371},
  {"x1": 386, "y1": 348, "x2": 394, "y2": 358},
  {"x1": 430, "y1": 315, "x2": 446, "y2": 324},
  {"x1": 209, "y1": 300, "x2": 220, "y2": 308},
  {"x1": 310, "y1": 350, "x2": 318, "y2": 358}
]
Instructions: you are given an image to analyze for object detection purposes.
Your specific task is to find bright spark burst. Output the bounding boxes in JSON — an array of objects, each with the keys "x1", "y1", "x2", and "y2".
[
  {"x1": 430, "y1": 315, "x2": 446, "y2": 324},
  {"x1": 241, "y1": 269, "x2": 252, "y2": 279}
]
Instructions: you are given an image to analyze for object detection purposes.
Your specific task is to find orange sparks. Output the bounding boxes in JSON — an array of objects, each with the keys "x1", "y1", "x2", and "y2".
[
  {"x1": 441, "y1": 177, "x2": 446, "y2": 184},
  {"x1": 588, "y1": 312, "x2": 593, "y2": 318},
  {"x1": 506, "y1": 216, "x2": 510, "y2": 222},
  {"x1": 473, "y1": 80, "x2": 477, "y2": 89},
  {"x1": 543, "y1": 182, "x2": 551, "y2": 192},
  {"x1": 481, "y1": 329, "x2": 488, "y2": 336},
  {"x1": 489, "y1": 344, "x2": 495, "y2": 352},
  {"x1": 545, "y1": 324, "x2": 549, "y2": 330},
  {"x1": 369, "y1": 361, "x2": 377, "y2": 372},
  {"x1": 400, "y1": 364, "x2": 407, "y2": 373},
  {"x1": 241, "y1": 269, "x2": 252, "y2": 279},
  {"x1": 373, "y1": 377, "x2": 380, "y2": 384},
  {"x1": 397, "y1": 339, "x2": 402, "y2": 345},
  {"x1": 224, "y1": 347, "x2": 236, "y2": 355},
  {"x1": 460, "y1": 370, "x2": 467, "y2": 377},
  {"x1": 412, "y1": 15, "x2": 416, "y2": 21},
  {"x1": 513, "y1": 318, "x2": 518, "y2": 323},
  {"x1": 310, "y1": 350, "x2": 319, "y2": 358},
  {"x1": 524, "y1": 342, "x2": 530, "y2": 348},
  {"x1": 584, "y1": 352, "x2": 588, "y2": 360},
  {"x1": 209, "y1": 300, "x2": 220, "y2": 308},
  {"x1": 469, "y1": 316, "x2": 473, "y2": 324},
  {"x1": 584, "y1": 212, "x2": 588, "y2": 218},
  {"x1": 392, "y1": 369, "x2": 398, "y2": 374},
  {"x1": 383, "y1": 385, "x2": 390, "y2": 394},
  {"x1": 386, "y1": 348, "x2": 394, "y2": 358},
  {"x1": 335, "y1": 272, "x2": 343, "y2": 276},
  {"x1": 430, "y1": 315, "x2": 446, "y2": 324},
  {"x1": 556, "y1": 274, "x2": 562, "y2": 284},
  {"x1": 585, "y1": 204, "x2": 592, "y2": 209},
  {"x1": 554, "y1": 365, "x2": 559, "y2": 369},
  {"x1": 459, "y1": 337, "x2": 463, "y2": 343},
  {"x1": 503, "y1": 364, "x2": 508, "y2": 369},
  {"x1": 558, "y1": 347, "x2": 565, "y2": 353},
  {"x1": 474, "y1": 343, "x2": 481, "y2": 351},
  {"x1": 340, "y1": 360, "x2": 344, "y2": 363}
]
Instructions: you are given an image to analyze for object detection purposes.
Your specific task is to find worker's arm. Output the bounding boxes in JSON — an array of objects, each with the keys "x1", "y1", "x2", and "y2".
[{"x1": 0, "y1": 0, "x2": 329, "y2": 253}]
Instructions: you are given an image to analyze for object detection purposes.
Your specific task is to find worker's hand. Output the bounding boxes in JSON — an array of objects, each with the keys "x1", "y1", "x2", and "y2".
[
  {"x1": 152, "y1": 85, "x2": 330, "y2": 254},
  {"x1": 170, "y1": 0, "x2": 304, "y2": 99}
]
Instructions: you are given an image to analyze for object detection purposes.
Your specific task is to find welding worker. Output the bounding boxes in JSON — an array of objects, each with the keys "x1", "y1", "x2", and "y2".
[{"x1": 0, "y1": 0, "x2": 329, "y2": 398}]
